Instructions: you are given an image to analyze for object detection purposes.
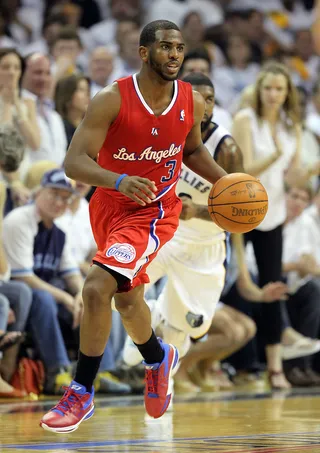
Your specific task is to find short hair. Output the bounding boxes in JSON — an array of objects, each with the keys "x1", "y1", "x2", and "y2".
[
  {"x1": 182, "y1": 72, "x2": 214, "y2": 92},
  {"x1": 51, "y1": 25, "x2": 82, "y2": 49},
  {"x1": 180, "y1": 47, "x2": 212, "y2": 73},
  {"x1": 0, "y1": 125, "x2": 25, "y2": 173},
  {"x1": 139, "y1": 20, "x2": 180, "y2": 47}
]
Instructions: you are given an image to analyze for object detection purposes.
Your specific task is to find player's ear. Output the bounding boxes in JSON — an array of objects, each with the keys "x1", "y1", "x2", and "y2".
[{"x1": 139, "y1": 46, "x2": 148, "y2": 63}]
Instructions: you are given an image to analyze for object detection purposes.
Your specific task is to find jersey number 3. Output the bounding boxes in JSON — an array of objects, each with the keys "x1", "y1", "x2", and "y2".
[{"x1": 160, "y1": 160, "x2": 177, "y2": 183}]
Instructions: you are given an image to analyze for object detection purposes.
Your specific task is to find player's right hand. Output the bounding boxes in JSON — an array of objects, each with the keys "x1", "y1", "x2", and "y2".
[{"x1": 118, "y1": 176, "x2": 157, "y2": 206}]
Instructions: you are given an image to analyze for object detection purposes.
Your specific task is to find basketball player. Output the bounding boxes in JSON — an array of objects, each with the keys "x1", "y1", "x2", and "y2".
[
  {"x1": 40, "y1": 21, "x2": 228, "y2": 432},
  {"x1": 120, "y1": 71, "x2": 245, "y2": 366},
  {"x1": 122, "y1": 73, "x2": 288, "y2": 389}
]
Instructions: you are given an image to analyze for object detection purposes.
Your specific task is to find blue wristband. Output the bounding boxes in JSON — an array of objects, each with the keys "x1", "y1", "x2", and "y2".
[{"x1": 115, "y1": 174, "x2": 128, "y2": 191}]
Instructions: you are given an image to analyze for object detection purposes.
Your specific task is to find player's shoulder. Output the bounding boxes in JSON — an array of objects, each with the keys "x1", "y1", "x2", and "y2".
[{"x1": 211, "y1": 122, "x2": 231, "y2": 140}]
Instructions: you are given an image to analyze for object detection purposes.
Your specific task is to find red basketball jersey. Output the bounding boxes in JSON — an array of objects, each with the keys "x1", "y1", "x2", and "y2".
[{"x1": 97, "y1": 74, "x2": 194, "y2": 206}]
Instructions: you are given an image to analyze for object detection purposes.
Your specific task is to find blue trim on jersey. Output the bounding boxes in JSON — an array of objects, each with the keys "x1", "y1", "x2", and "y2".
[{"x1": 213, "y1": 135, "x2": 232, "y2": 162}]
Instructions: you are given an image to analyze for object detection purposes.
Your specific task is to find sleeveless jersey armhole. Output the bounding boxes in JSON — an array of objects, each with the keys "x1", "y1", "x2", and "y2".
[{"x1": 107, "y1": 79, "x2": 127, "y2": 132}]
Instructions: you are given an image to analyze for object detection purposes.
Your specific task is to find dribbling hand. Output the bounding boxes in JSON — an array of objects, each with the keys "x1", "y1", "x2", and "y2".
[{"x1": 118, "y1": 176, "x2": 157, "y2": 206}]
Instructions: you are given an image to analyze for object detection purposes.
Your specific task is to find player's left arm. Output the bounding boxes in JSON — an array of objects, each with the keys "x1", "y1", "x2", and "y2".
[{"x1": 183, "y1": 91, "x2": 227, "y2": 185}]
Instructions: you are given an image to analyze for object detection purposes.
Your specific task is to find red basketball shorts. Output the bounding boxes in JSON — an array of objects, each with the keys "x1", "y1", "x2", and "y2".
[{"x1": 89, "y1": 189, "x2": 182, "y2": 292}]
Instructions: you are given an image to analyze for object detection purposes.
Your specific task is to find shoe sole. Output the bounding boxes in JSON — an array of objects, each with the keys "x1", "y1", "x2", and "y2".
[
  {"x1": 40, "y1": 405, "x2": 94, "y2": 433},
  {"x1": 146, "y1": 345, "x2": 179, "y2": 419}
]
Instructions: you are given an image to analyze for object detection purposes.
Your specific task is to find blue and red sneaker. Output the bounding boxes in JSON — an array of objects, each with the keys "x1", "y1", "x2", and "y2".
[
  {"x1": 144, "y1": 340, "x2": 179, "y2": 418},
  {"x1": 40, "y1": 381, "x2": 94, "y2": 433}
]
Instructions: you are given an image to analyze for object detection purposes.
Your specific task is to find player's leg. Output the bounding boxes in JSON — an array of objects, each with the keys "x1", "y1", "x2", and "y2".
[
  {"x1": 114, "y1": 286, "x2": 179, "y2": 419},
  {"x1": 40, "y1": 265, "x2": 119, "y2": 433}
]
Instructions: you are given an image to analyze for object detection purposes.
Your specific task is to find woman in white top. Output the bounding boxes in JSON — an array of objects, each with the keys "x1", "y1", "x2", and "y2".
[
  {"x1": 0, "y1": 48, "x2": 40, "y2": 206},
  {"x1": 232, "y1": 62, "x2": 303, "y2": 390}
]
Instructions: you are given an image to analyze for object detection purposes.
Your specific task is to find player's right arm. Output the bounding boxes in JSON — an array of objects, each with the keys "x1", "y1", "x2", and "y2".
[{"x1": 64, "y1": 84, "x2": 156, "y2": 206}]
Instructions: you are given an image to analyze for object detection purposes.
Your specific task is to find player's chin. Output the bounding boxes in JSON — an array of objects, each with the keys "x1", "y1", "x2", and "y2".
[{"x1": 161, "y1": 69, "x2": 180, "y2": 81}]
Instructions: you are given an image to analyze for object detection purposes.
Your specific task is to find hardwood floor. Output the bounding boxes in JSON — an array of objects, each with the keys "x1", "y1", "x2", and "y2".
[{"x1": 1, "y1": 388, "x2": 320, "y2": 452}]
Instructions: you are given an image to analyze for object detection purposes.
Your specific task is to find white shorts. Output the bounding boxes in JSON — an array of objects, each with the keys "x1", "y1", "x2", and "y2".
[{"x1": 146, "y1": 235, "x2": 226, "y2": 339}]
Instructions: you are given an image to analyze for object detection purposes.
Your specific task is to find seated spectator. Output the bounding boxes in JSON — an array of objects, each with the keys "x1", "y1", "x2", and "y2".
[
  {"x1": 282, "y1": 184, "x2": 320, "y2": 386},
  {"x1": 296, "y1": 86, "x2": 320, "y2": 190},
  {"x1": 56, "y1": 181, "x2": 96, "y2": 276},
  {"x1": 0, "y1": 49, "x2": 40, "y2": 150},
  {"x1": 3, "y1": 168, "x2": 82, "y2": 394},
  {"x1": 54, "y1": 74, "x2": 90, "y2": 147},
  {"x1": 50, "y1": 26, "x2": 84, "y2": 81},
  {"x1": 213, "y1": 34, "x2": 260, "y2": 112},
  {"x1": 0, "y1": 124, "x2": 28, "y2": 213},
  {"x1": 0, "y1": 297, "x2": 24, "y2": 397},
  {"x1": 0, "y1": 169, "x2": 32, "y2": 392},
  {"x1": 306, "y1": 79, "x2": 320, "y2": 142},
  {"x1": 21, "y1": 53, "x2": 68, "y2": 166},
  {"x1": 88, "y1": 47, "x2": 115, "y2": 98},
  {"x1": 179, "y1": 48, "x2": 232, "y2": 130}
]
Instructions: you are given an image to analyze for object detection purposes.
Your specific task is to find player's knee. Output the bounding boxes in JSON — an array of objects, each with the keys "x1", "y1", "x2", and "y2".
[
  {"x1": 114, "y1": 295, "x2": 137, "y2": 316},
  {"x1": 82, "y1": 275, "x2": 115, "y2": 310}
]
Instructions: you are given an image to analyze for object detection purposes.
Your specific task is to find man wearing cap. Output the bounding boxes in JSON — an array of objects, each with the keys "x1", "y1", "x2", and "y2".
[{"x1": 2, "y1": 168, "x2": 82, "y2": 394}]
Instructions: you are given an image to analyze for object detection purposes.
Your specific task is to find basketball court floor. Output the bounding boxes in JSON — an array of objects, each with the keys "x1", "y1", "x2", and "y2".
[{"x1": 1, "y1": 387, "x2": 320, "y2": 452}]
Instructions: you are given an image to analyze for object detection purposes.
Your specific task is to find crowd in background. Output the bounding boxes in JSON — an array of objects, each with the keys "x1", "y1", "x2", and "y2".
[{"x1": 2, "y1": 0, "x2": 320, "y2": 398}]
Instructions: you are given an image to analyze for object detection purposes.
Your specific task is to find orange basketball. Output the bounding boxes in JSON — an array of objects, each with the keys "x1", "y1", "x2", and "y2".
[{"x1": 208, "y1": 173, "x2": 268, "y2": 233}]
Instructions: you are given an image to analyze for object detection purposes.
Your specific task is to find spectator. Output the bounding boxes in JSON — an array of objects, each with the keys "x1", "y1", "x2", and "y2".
[
  {"x1": 232, "y1": 62, "x2": 303, "y2": 389},
  {"x1": 306, "y1": 78, "x2": 320, "y2": 141},
  {"x1": 21, "y1": 53, "x2": 68, "y2": 166},
  {"x1": 90, "y1": 0, "x2": 142, "y2": 49},
  {"x1": 213, "y1": 34, "x2": 260, "y2": 112},
  {"x1": 50, "y1": 26, "x2": 84, "y2": 81},
  {"x1": 89, "y1": 47, "x2": 115, "y2": 98},
  {"x1": 56, "y1": 181, "x2": 96, "y2": 276},
  {"x1": 54, "y1": 74, "x2": 90, "y2": 146},
  {"x1": 179, "y1": 48, "x2": 232, "y2": 130},
  {"x1": 282, "y1": 184, "x2": 320, "y2": 386},
  {"x1": 296, "y1": 85, "x2": 320, "y2": 189},
  {"x1": 3, "y1": 168, "x2": 82, "y2": 394},
  {"x1": 0, "y1": 49, "x2": 40, "y2": 151},
  {"x1": 117, "y1": 28, "x2": 141, "y2": 77},
  {"x1": 21, "y1": 13, "x2": 67, "y2": 57}
]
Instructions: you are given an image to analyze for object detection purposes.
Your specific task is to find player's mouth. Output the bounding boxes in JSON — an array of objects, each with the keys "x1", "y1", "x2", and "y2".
[{"x1": 166, "y1": 63, "x2": 180, "y2": 73}]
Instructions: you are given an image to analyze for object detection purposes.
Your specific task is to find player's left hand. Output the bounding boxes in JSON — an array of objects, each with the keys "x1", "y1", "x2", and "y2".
[
  {"x1": 261, "y1": 281, "x2": 288, "y2": 302},
  {"x1": 180, "y1": 196, "x2": 198, "y2": 220}
]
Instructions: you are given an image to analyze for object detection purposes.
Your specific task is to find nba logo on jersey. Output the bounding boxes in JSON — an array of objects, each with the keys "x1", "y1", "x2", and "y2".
[
  {"x1": 180, "y1": 110, "x2": 185, "y2": 121},
  {"x1": 151, "y1": 127, "x2": 159, "y2": 136}
]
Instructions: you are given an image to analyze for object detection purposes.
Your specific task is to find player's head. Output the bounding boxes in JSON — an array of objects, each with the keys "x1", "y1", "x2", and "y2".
[
  {"x1": 139, "y1": 20, "x2": 184, "y2": 81},
  {"x1": 183, "y1": 72, "x2": 214, "y2": 131}
]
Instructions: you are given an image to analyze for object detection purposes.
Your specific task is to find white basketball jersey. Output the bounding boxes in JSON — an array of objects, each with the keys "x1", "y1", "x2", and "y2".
[{"x1": 176, "y1": 122, "x2": 231, "y2": 244}]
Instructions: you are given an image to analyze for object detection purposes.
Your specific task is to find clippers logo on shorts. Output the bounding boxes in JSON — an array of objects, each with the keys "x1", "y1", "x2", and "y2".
[
  {"x1": 186, "y1": 312, "x2": 204, "y2": 328},
  {"x1": 106, "y1": 243, "x2": 136, "y2": 263}
]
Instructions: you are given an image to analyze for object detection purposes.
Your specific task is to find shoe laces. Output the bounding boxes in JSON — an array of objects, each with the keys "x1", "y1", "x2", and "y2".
[
  {"x1": 52, "y1": 386, "x2": 83, "y2": 414},
  {"x1": 145, "y1": 368, "x2": 159, "y2": 395}
]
